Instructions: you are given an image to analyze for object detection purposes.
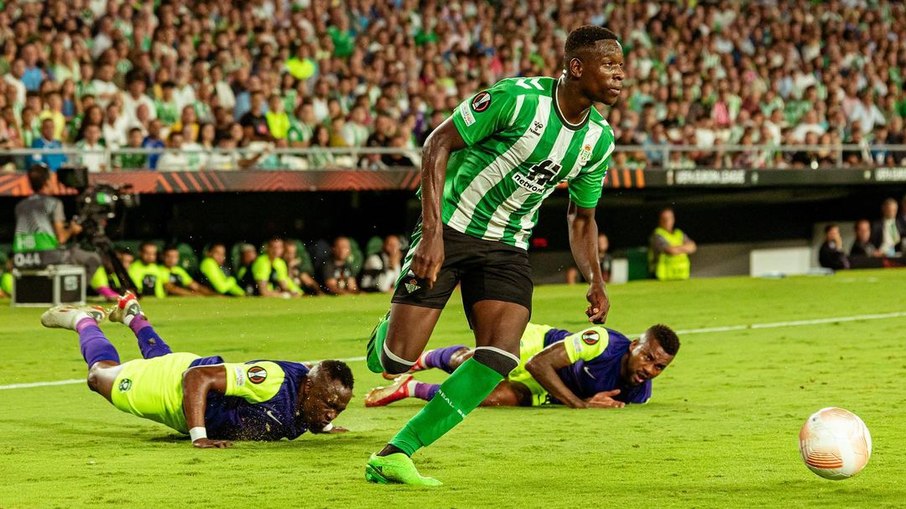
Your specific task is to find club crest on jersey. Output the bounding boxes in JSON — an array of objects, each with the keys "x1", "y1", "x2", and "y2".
[
  {"x1": 247, "y1": 366, "x2": 267, "y2": 384},
  {"x1": 578, "y1": 144, "x2": 593, "y2": 166},
  {"x1": 471, "y1": 91, "x2": 491, "y2": 113},
  {"x1": 581, "y1": 330, "x2": 600, "y2": 345}
]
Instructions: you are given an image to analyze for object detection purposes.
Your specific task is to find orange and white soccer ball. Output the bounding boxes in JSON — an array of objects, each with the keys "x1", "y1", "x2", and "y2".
[{"x1": 799, "y1": 407, "x2": 872, "y2": 480}]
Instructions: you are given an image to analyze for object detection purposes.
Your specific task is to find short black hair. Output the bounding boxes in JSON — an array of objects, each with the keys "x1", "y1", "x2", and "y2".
[
  {"x1": 319, "y1": 360, "x2": 354, "y2": 390},
  {"x1": 824, "y1": 224, "x2": 838, "y2": 234},
  {"x1": 27, "y1": 164, "x2": 50, "y2": 192},
  {"x1": 647, "y1": 324, "x2": 680, "y2": 356},
  {"x1": 565, "y1": 25, "x2": 620, "y2": 61},
  {"x1": 163, "y1": 244, "x2": 179, "y2": 253}
]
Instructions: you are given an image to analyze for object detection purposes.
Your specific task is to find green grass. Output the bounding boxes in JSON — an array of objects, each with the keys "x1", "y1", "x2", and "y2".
[{"x1": 1, "y1": 270, "x2": 905, "y2": 508}]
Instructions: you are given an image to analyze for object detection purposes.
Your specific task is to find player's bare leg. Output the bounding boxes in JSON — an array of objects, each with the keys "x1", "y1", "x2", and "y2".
[
  {"x1": 41, "y1": 304, "x2": 123, "y2": 402},
  {"x1": 367, "y1": 299, "x2": 527, "y2": 486}
]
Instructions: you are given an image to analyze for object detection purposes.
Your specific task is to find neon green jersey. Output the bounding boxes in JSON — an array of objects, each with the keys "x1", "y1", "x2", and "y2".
[
  {"x1": 128, "y1": 261, "x2": 167, "y2": 298},
  {"x1": 251, "y1": 256, "x2": 301, "y2": 293},
  {"x1": 199, "y1": 257, "x2": 245, "y2": 296},
  {"x1": 446, "y1": 76, "x2": 615, "y2": 249}
]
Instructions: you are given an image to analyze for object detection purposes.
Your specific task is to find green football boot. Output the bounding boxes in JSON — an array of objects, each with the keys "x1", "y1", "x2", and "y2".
[{"x1": 365, "y1": 453, "x2": 442, "y2": 487}]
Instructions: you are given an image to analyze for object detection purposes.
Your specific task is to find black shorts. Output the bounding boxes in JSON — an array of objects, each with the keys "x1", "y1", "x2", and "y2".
[{"x1": 391, "y1": 225, "x2": 533, "y2": 319}]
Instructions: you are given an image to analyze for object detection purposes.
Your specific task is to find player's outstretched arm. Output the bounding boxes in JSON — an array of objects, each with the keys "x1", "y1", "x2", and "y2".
[
  {"x1": 525, "y1": 343, "x2": 592, "y2": 409},
  {"x1": 182, "y1": 366, "x2": 233, "y2": 448},
  {"x1": 567, "y1": 201, "x2": 610, "y2": 323},
  {"x1": 410, "y1": 118, "x2": 466, "y2": 289}
]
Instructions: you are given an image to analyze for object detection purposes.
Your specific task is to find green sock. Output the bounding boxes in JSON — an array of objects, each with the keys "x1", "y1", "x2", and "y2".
[
  {"x1": 366, "y1": 313, "x2": 390, "y2": 374},
  {"x1": 389, "y1": 358, "x2": 503, "y2": 456}
]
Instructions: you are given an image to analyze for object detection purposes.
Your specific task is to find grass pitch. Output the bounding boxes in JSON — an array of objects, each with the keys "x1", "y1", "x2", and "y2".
[{"x1": 1, "y1": 270, "x2": 905, "y2": 508}]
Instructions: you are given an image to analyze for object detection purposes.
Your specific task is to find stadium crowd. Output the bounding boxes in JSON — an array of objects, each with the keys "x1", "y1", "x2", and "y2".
[{"x1": 0, "y1": 0, "x2": 904, "y2": 173}]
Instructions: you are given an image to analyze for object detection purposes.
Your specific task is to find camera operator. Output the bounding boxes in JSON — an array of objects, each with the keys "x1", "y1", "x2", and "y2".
[{"x1": 13, "y1": 164, "x2": 116, "y2": 298}]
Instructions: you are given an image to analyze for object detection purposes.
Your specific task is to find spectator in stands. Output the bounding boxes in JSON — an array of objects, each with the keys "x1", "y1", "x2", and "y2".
[
  {"x1": 198, "y1": 243, "x2": 246, "y2": 297},
  {"x1": 122, "y1": 71, "x2": 155, "y2": 128},
  {"x1": 160, "y1": 245, "x2": 214, "y2": 297},
  {"x1": 240, "y1": 92, "x2": 271, "y2": 142},
  {"x1": 320, "y1": 236, "x2": 359, "y2": 295},
  {"x1": 128, "y1": 241, "x2": 166, "y2": 299},
  {"x1": 28, "y1": 118, "x2": 66, "y2": 171},
  {"x1": 142, "y1": 119, "x2": 165, "y2": 170},
  {"x1": 309, "y1": 125, "x2": 335, "y2": 169},
  {"x1": 102, "y1": 103, "x2": 128, "y2": 149},
  {"x1": 75, "y1": 124, "x2": 107, "y2": 172},
  {"x1": 850, "y1": 219, "x2": 882, "y2": 259},
  {"x1": 648, "y1": 207, "x2": 696, "y2": 281},
  {"x1": 157, "y1": 131, "x2": 188, "y2": 171},
  {"x1": 172, "y1": 106, "x2": 200, "y2": 143},
  {"x1": 265, "y1": 94, "x2": 290, "y2": 141},
  {"x1": 360, "y1": 235, "x2": 403, "y2": 293},
  {"x1": 39, "y1": 91, "x2": 66, "y2": 141},
  {"x1": 251, "y1": 238, "x2": 302, "y2": 298},
  {"x1": 115, "y1": 128, "x2": 148, "y2": 170},
  {"x1": 819, "y1": 224, "x2": 850, "y2": 271},
  {"x1": 871, "y1": 198, "x2": 905, "y2": 256},
  {"x1": 566, "y1": 233, "x2": 612, "y2": 285},
  {"x1": 283, "y1": 241, "x2": 321, "y2": 296}
]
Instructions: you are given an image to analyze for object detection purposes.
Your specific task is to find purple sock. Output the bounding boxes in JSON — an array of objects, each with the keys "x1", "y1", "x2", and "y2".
[
  {"x1": 413, "y1": 382, "x2": 441, "y2": 401},
  {"x1": 77, "y1": 319, "x2": 120, "y2": 367},
  {"x1": 423, "y1": 345, "x2": 467, "y2": 374},
  {"x1": 129, "y1": 317, "x2": 173, "y2": 359}
]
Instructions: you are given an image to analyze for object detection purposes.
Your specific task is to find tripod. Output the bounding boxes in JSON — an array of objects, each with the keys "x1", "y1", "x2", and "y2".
[{"x1": 81, "y1": 216, "x2": 138, "y2": 296}]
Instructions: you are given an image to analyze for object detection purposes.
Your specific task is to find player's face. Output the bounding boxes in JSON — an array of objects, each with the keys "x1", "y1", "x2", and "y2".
[
  {"x1": 163, "y1": 250, "x2": 179, "y2": 268},
  {"x1": 625, "y1": 337, "x2": 674, "y2": 386},
  {"x1": 301, "y1": 379, "x2": 351, "y2": 430},
  {"x1": 211, "y1": 246, "x2": 226, "y2": 265},
  {"x1": 578, "y1": 40, "x2": 624, "y2": 106},
  {"x1": 140, "y1": 246, "x2": 157, "y2": 264}
]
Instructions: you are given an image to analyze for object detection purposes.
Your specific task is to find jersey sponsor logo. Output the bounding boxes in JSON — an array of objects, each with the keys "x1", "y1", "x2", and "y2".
[
  {"x1": 471, "y1": 91, "x2": 491, "y2": 113},
  {"x1": 118, "y1": 378, "x2": 132, "y2": 392},
  {"x1": 581, "y1": 330, "x2": 600, "y2": 345},
  {"x1": 247, "y1": 366, "x2": 267, "y2": 384},
  {"x1": 512, "y1": 159, "x2": 562, "y2": 193},
  {"x1": 234, "y1": 366, "x2": 246, "y2": 387},
  {"x1": 459, "y1": 102, "x2": 476, "y2": 127},
  {"x1": 529, "y1": 120, "x2": 544, "y2": 136}
]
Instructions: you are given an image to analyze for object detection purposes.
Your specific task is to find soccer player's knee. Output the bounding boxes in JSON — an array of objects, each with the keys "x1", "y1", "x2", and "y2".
[
  {"x1": 381, "y1": 342, "x2": 415, "y2": 375},
  {"x1": 472, "y1": 347, "x2": 519, "y2": 377}
]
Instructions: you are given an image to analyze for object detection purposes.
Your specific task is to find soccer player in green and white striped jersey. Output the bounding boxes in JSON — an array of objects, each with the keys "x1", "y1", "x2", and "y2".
[{"x1": 365, "y1": 25, "x2": 624, "y2": 486}]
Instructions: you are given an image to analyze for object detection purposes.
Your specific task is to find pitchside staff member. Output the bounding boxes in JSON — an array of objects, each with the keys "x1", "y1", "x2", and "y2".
[{"x1": 13, "y1": 164, "x2": 117, "y2": 298}]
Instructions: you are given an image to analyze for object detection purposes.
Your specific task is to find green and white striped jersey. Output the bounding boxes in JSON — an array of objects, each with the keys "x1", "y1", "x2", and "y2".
[{"x1": 445, "y1": 76, "x2": 615, "y2": 250}]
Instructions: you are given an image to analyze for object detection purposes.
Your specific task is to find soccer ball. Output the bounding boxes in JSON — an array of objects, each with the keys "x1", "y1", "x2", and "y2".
[{"x1": 799, "y1": 407, "x2": 872, "y2": 480}]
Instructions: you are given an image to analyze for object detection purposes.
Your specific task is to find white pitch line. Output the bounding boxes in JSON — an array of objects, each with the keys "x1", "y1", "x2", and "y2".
[{"x1": 3, "y1": 311, "x2": 905, "y2": 392}]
